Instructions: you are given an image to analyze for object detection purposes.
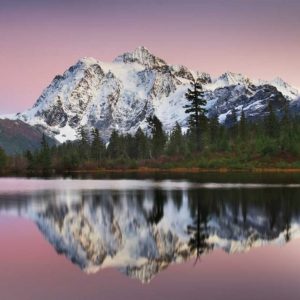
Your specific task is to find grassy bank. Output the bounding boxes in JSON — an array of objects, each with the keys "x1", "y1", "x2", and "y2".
[
  {"x1": 25, "y1": 154, "x2": 300, "y2": 175},
  {"x1": 2, "y1": 148, "x2": 300, "y2": 176}
]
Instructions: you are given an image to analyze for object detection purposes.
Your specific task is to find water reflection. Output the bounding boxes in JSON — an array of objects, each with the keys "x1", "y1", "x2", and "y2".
[{"x1": 1, "y1": 185, "x2": 300, "y2": 283}]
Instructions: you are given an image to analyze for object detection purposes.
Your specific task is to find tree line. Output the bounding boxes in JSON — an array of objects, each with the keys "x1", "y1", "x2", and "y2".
[{"x1": 1, "y1": 78, "x2": 300, "y2": 173}]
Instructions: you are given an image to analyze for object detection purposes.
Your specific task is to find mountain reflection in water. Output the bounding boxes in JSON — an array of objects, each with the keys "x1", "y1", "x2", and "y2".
[{"x1": 1, "y1": 184, "x2": 300, "y2": 283}]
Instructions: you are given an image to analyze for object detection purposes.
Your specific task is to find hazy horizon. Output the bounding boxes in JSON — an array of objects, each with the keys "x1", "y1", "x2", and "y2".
[{"x1": 1, "y1": 0, "x2": 299, "y2": 113}]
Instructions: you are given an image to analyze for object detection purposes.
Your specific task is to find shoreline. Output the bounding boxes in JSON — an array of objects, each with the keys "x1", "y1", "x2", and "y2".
[
  {"x1": 3, "y1": 166, "x2": 300, "y2": 177},
  {"x1": 68, "y1": 167, "x2": 300, "y2": 174}
]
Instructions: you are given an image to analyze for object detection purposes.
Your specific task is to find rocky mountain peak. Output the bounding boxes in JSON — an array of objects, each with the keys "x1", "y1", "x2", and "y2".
[
  {"x1": 216, "y1": 72, "x2": 251, "y2": 87},
  {"x1": 3, "y1": 47, "x2": 299, "y2": 143},
  {"x1": 270, "y1": 77, "x2": 299, "y2": 100},
  {"x1": 77, "y1": 57, "x2": 100, "y2": 67},
  {"x1": 114, "y1": 46, "x2": 167, "y2": 67}
]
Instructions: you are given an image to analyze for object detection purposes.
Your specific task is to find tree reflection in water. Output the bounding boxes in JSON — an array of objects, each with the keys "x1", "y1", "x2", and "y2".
[{"x1": 0, "y1": 185, "x2": 300, "y2": 283}]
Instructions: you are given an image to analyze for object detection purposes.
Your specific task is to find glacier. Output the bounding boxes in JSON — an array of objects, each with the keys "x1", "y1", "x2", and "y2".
[{"x1": 3, "y1": 46, "x2": 299, "y2": 143}]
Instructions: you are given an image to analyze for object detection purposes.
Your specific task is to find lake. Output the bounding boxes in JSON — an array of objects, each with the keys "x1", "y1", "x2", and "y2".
[{"x1": 1, "y1": 175, "x2": 300, "y2": 300}]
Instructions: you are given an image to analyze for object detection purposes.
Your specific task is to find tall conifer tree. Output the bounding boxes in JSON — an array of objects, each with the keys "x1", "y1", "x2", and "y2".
[
  {"x1": 91, "y1": 128, "x2": 105, "y2": 166},
  {"x1": 183, "y1": 78, "x2": 207, "y2": 151},
  {"x1": 147, "y1": 115, "x2": 167, "y2": 158}
]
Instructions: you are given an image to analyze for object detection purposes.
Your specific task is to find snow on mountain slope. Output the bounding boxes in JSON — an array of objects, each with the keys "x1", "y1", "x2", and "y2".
[
  {"x1": 8, "y1": 46, "x2": 299, "y2": 143},
  {"x1": 206, "y1": 72, "x2": 251, "y2": 90},
  {"x1": 270, "y1": 77, "x2": 299, "y2": 100}
]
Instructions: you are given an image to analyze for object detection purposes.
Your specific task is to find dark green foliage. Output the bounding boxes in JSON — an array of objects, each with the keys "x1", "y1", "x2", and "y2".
[
  {"x1": 39, "y1": 134, "x2": 51, "y2": 170},
  {"x1": 264, "y1": 103, "x2": 279, "y2": 138},
  {"x1": 3, "y1": 103, "x2": 300, "y2": 174},
  {"x1": 77, "y1": 125, "x2": 90, "y2": 160},
  {"x1": 91, "y1": 128, "x2": 105, "y2": 166},
  {"x1": 239, "y1": 109, "x2": 247, "y2": 141},
  {"x1": 167, "y1": 122, "x2": 186, "y2": 156},
  {"x1": 279, "y1": 105, "x2": 294, "y2": 152},
  {"x1": 208, "y1": 115, "x2": 219, "y2": 145},
  {"x1": 0, "y1": 147, "x2": 7, "y2": 170},
  {"x1": 107, "y1": 130, "x2": 119, "y2": 158},
  {"x1": 147, "y1": 115, "x2": 167, "y2": 158},
  {"x1": 183, "y1": 78, "x2": 207, "y2": 151},
  {"x1": 134, "y1": 127, "x2": 149, "y2": 159},
  {"x1": 231, "y1": 108, "x2": 238, "y2": 125},
  {"x1": 77, "y1": 126, "x2": 89, "y2": 144},
  {"x1": 107, "y1": 130, "x2": 126, "y2": 159},
  {"x1": 227, "y1": 108, "x2": 238, "y2": 137}
]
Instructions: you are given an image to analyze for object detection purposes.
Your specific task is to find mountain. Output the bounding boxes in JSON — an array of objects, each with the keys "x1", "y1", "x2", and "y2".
[
  {"x1": 5, "y1": 46, "x2": 300, "y2": 143},
  {"x1": 0, "y1": 119, "x2": 56, "y2": 154},
  {"x1": 0, "y1": 186, "x2": 299, "y2": 283}
]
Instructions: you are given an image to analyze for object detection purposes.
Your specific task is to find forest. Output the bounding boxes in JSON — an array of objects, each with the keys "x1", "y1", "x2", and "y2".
[{"x1": 1, "y1": 79, "x2": 300, "y2": 174}]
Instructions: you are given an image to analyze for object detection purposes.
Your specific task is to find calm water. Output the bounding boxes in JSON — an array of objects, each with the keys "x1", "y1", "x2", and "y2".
[{"x1": 1, "y1": 176, "x2": 300, "y2": 300}]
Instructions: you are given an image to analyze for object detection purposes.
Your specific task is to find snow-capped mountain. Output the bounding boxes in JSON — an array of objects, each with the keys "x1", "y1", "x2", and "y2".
[
  {"x1": 8, "y1": 46, "x2": 299, "y2": 143},
  {"x1": 1, "y1": 186, "x2": 299, "y2": 283}
]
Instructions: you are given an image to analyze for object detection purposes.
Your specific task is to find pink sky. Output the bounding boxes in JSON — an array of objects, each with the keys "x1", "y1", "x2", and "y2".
[{"x1": 0, "y1": 0, "x2": 299, "y2": 113}]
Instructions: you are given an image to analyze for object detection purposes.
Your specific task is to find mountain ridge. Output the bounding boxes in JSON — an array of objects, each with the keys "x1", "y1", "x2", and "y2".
[
  {"x1": 0, "y1": 119, "x2": 56, "y2": 154},
  {"x1": 2, "y1": 46, "x2": 299, "y2": 143}
]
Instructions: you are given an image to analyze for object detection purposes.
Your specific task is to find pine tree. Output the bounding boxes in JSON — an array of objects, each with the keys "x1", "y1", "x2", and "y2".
[
  {"x1": 280, "y1": 104, "x2": 293, "y2": 151},
  {"x1": 147, "y1": 115, "x2": 167, "y2": 158},
  {"x1": 91, "y1": 128, "x2": 105, "y2": 166},
  {"x1": 77, "y1": 126, "x2": 89, "y2": 145},
  {"x1": 134, "y1": 127, "x2": 149, "y2": 159},
  {"x1": 208, "y1": 115, "x2": 219, "y2": 145},
  {"x1": 39, "y1": 133, "x2": 51, "y2": 170},
  {"x1": 231, "y1": 108, "x2": 238, "y2": 125},
  {"x1": 264, "y1": 102, "x2": 278, "y2": 138},
  {"x1": 76, "y1": 125, "x2": 90, "y2": 161},
  {"x1": 227, "y1": 108, "x2": 238, "y2": 138},
  {"x1": 239, "y1": 109, "x2": 247, "y2": 140},
  {"x1": 107, "y1": 129, "x2": 124, "y2": 159},
  {"x1": 25, "y1": 150, "x2": 35, "y2": 170},
  {"x1": 124, "y1": 134, "x2": 136, "y2": 159},
  {"x1": 183, "y1": 78, "x2": 207, "y2": 151},
  {"x1": 0, "y1": 147, "x2": 7, "y2": 170},
  {"x1": 167, "y1": 122, "x2": 185, "y2": 156}
]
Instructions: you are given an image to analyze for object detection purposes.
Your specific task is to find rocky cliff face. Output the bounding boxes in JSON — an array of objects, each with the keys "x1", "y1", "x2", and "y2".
[{"x1": 7, "y1": 46, "x2": 298, "y2": 143}]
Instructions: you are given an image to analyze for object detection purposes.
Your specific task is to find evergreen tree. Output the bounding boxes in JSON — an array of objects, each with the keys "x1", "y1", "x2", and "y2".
[
  {"x1": 279, "y1": 104, "x2": 293, "y2": 152},
  {"x1": 231, "y1": 108, "x2": 238, "y2": 124},
  {"x1": 227, "y1": 108, "x2": 238, "y2": 138},
  {"x1": 239, "y1": 109, "x2": 247, "y2": 140},
  {"x1": 147, "y1": 115, "x2": 167, "y2": 158},
  {"x1": 264, "y1": 102, "x2": 279, "y2": 138},
  {"x1": 76, "y1": 125, "x2": 90, "y2": 160},
  {"x1": 134, "y1": 127, "x2": 149, "y2": 159},
  {"x1": 124, "y1": 134, "x2": 136, "y2": 159},
  {"x1": 167, "y1": 122, "x2": 185, "y2": 156},
  {"x1": 0, "y1": 147, "x2": 7, "y2": 170},
  {"x1": 39, "y1": 133, "x2": 51, "y2": 170},
  {"x1": 107, "y1": 129, "x2": 125, "y2": 159},
  {"x1": 183, "y1": 78, "x2": 207, "y2": 151},
  {"x1": 91, "y1": 128, "x2": 105, "y2": 166},
  {"x1": 77, "y1": 126, "x2": 89, "y2": 145},
  {"x1": 208, "y1": 115, "x2": 219, "y2": 145},
  {"x1": 25, "y1": 150, "x2": 35, "y2": 170}
]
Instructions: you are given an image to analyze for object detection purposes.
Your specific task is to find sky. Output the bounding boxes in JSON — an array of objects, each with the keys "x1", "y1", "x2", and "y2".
[{"x1": 0, "y1": 0, "x2": 299, "y2": 113}]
